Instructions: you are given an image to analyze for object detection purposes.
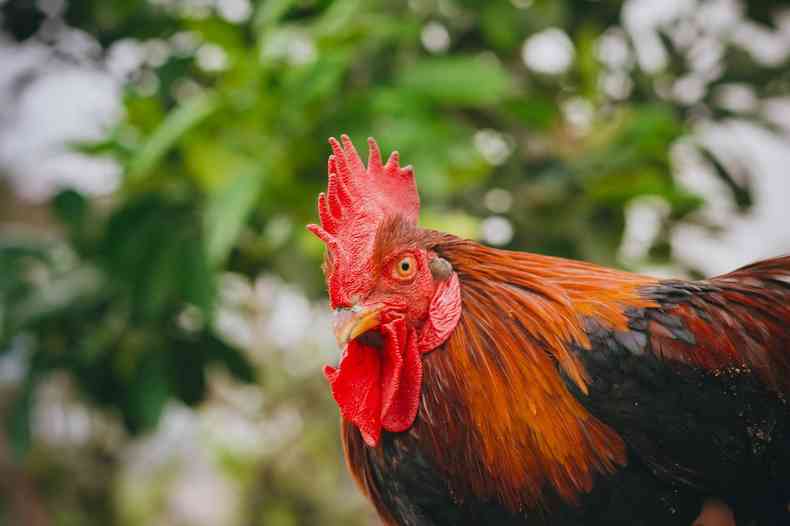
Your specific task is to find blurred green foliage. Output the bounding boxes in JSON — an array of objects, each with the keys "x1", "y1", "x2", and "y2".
[{"x1": 2, "y1": 0, "x2": 789, "y2": 524}]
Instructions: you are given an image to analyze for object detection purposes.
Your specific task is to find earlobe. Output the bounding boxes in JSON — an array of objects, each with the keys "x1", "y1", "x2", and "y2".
[{"x1": 417, "y1": 272, "x2": 462, "y2": 354}]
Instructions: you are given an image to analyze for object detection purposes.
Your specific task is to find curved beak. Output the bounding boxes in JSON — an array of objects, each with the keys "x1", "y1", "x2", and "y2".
[{"x1": 333, "y1": 305, "x2": 383, "y2": 348}]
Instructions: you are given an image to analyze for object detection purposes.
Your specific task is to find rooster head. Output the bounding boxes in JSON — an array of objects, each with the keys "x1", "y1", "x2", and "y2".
[{"x1": 307, "y1": 135, "x2": 462, "y2": 446}]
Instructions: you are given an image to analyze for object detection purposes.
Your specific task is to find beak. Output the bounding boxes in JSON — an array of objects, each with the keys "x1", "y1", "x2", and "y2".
[{"x1": 333, "y1": 305, "x2": 383, "y2": 348}]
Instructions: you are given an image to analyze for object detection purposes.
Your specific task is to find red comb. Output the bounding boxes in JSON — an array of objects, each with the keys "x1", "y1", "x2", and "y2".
[
  {"x1": 307, "y1": 135, "x2": 420, "y2": 307},
  {"x1": 308, "y1": 135, "x2": 419, "y2": 240}
]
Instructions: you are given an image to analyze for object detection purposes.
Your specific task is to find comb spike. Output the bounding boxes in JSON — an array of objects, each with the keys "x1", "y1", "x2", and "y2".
[
  {"x1": 333, "y1": 172, "x2": 352, "y2": 206},
  {"x1": 367, "y1": 137, "x2": 383, "y2": 174},
  {"x1": 384, "y1": 151, "x2": 400, "y2": 178},
  {"x1": 306, "y1": 224, "x2": 336, "y2": 247},
  {"x1": 326, "y1": 174, "x2": 344, "y2": 219},
  {"x1": 341, "y1": 134, "x2": 365, "y2": 176},
  {"x1": 328, "y1": 155, "x2": 337, "y2": 179},
  {"x1": 328, "y1": 137, "x2": 351, "y2": 184},
  {"x1": 310, "y1": 135, "x2": 422, "y2": 308},
  {"x1": 317, "y1": 193, "x2": 337, "y2": 233},
  {"x1": 327, "y1": 156, "x2": 351, "y2": 207}
]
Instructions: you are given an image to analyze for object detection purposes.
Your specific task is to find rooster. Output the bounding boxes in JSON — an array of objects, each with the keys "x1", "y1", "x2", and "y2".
[{"x1": 307, "y1": 136, "x2": 790, "y2": 526}]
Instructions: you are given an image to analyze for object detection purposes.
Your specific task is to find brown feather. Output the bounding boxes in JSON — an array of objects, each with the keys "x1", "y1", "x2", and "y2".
[
  {"x1": 345, "y1": 234, "x2": 659, "y2": 513},
  {"x1": 412, "y1": 236, "x2": 659, "y2": 509},
  {"x1": 342, "y1": 234, "x2": 790, "y2": 518}
]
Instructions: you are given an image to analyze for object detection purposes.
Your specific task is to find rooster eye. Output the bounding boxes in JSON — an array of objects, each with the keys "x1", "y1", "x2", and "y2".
[{"x1": 394, "y1": 255, "x2": 417, "y2": 280}]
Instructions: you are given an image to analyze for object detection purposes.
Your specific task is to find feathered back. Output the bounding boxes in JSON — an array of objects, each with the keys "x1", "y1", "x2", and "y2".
[{"x1": 642, "y1": 255, "x2": 790, "y2": 394}]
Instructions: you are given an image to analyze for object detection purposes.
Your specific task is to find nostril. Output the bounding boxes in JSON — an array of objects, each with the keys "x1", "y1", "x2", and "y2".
[
  {"x1": 332, "y1": 301, "x2": 354, "y2": 312},
  {"x1": 333, "y1": 305, "x2": 363, "y2": 317},
  {"x1": 334, "y1": 294, "x2": 366, "y2": 313}
]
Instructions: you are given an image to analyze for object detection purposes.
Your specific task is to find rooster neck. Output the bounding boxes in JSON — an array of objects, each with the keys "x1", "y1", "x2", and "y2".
[{"x1": 418, "y1": 239, "x2": 658, "y2": 509}]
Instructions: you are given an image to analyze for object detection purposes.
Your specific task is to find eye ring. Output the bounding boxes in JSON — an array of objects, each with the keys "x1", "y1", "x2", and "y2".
[{"x1": 394, "y1": 255, "x2": 417, "y2": 280}]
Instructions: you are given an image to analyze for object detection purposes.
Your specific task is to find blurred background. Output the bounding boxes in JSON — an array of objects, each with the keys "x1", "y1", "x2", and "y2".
[{"x1": 1, "y1": 0, "x2": 789, "y2": 524}]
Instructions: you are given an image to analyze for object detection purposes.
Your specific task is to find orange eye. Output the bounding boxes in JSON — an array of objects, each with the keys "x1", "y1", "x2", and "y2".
[{"x1": 394, "y1": 255, "x2": 417, "y2": 280}]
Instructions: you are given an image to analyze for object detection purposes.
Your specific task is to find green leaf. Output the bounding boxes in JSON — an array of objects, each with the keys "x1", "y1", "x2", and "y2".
[
  {"x1": 185, "y1": 18, "x2": 246, "y2": 60},
  {"x1": 126, "y1": 92, "x2": 220, "y2": 182},
  {"x1": 184, "y1": 137, "x2": 253, "y2": 192},
  {"x1": 396, "y1": 55, "x2": 514, "y2": 106},
  {"x1": 205, "y1": 332, "x2": 256, "y2": 383},
  {"x1": 123, "y1": 352, "x2": 170, "y2": 433},
  {"x1": 52, "y1": 189, "x2": 88, "y2": 228},
  {"x1": 503, "y1": 97, "x2": 559, "y2": 130},
  {"x1": 281, "y1": 51, "x2": 351, "y2": 106},
  {"x1": 11, "y1": 266, "x2": 105, "y2": 331},
  {"x1": 5, "y1": 372, "x2": 36, "y2": 458},
  {"x1": 52, "y1": 190, "x2": 92, "y2": 252},
  {"x1": 481, "y1": 3, "x2": 523, "y2": 51},
  {"x1": 139, "y1": 232, "x2": 184, "y2": 318},
  {"x1": 575, "y1": 24, "x2": 602, "y2": 98},
  {"x1": 421, "y1": 210, "x2": 480, "y2": 241},
  {"x1": 168, "y1": 344, "x2": 207, "y2": 406},
  {"x1": 204, "y1": 167, "x2": 266, "y2": 266},
  {"x1": 100, "y1": 197, "x2": 169, "y2": 277},
  {"x1": 311, "y1": 0, "x2": 363, "y2": 37},
  {"x1": 181, "y1": 236, "x2": 216, "y2": 318},
  {"x1": 253, "y1": 0, "x2": 295, "y2": 30}
]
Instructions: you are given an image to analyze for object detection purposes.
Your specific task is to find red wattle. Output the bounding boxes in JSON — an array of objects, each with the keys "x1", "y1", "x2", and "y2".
[
  {"x1": 324, "y1": 319, "x2": 422, "y2": 447},
  {"x1": 324, "y1": 341, "x2": 382, "y2": 446},
  {"x1": 380, "y1": 321, "x2": 422, "y2": 432},
  {"x1": 325, "y1": 273, "x2": 462, "y2": 446}
]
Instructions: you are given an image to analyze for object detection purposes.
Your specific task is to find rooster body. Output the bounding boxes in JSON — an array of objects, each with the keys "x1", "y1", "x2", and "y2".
[{"x1": 308, "y1": 136, "x2": 790, "y2": 526}]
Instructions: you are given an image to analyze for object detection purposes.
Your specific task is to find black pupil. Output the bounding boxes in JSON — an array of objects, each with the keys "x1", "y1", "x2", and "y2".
[{"x1": 401, "y1": 260, "x2": 410, "y2": 272}]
